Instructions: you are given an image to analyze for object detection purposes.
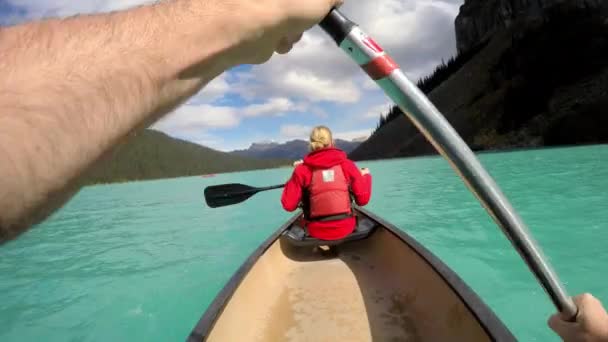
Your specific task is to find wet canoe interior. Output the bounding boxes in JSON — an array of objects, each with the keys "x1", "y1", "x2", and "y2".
[{"x1": 204, "y1": 227, "x2": 492, "y2": 341}]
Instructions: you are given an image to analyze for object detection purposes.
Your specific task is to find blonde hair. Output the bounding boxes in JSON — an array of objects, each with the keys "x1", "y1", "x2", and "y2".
[{"x1": 309, "y1": 126, "x2": 334, "y2": 151}]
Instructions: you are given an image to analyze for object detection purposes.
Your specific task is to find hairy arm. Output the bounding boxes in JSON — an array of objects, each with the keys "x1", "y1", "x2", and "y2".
[
  {"x1": 0, "y1": 2, "x2": 228, "y2": 241},
  {"x1": 0, "y1": 0, "x2": 343, "y2": 242}
]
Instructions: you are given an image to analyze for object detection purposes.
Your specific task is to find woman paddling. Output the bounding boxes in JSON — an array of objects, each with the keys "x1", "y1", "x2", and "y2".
[{"x1": 281, "y1": 126, "x2": 372, "y2": 240}]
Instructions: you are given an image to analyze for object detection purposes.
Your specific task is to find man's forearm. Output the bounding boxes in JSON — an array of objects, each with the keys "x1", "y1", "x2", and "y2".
[{"x1": 0, "y1": 1, "x2": 235, "y2": 241}]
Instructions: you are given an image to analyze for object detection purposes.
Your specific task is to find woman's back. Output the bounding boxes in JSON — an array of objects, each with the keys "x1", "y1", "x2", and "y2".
[{"x1": 281, "y1": 126, "x2": 372, "y2": 240}]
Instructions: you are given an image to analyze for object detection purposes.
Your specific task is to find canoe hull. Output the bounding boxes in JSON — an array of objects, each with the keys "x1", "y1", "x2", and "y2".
[{"x1": 188, "y1": 208, "x2": 514, "y2": 341}]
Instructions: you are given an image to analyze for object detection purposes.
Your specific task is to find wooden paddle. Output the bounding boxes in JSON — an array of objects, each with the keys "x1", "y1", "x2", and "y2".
[{"x1": 204, "y1": 183, "x2": 285, "y2": 208}]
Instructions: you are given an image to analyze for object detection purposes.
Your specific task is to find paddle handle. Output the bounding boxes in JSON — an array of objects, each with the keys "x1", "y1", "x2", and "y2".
[{"x1": 320, "y1": 9, "x2": 578, "y2": 319}]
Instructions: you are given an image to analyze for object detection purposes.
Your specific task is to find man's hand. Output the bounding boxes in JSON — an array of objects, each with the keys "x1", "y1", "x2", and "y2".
[
  {"x1": 549, "y1": 293, "x2": 608, "y2": 342},
  {"x1": 209, "y1": 0, "x2": 344, "y2": 66},
  {"x1": 293, "y1": 160, "x2": 304, "y2": 167},
  {"x1": 360, "y1": 168, "x2": 370, "y2": 176}
]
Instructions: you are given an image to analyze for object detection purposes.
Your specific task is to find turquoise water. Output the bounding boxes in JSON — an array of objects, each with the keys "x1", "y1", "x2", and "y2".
[{"x1": 1, "y1": 145, "x2": 607, "y2": 341}]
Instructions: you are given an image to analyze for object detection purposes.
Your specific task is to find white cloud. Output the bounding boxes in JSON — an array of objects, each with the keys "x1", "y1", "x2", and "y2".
[
  {"x1": 152, "y1": 97, "x2": 303, "y2": 136},
  {"x1": 152, "y1": 105, "x2": 239, "y2": 134},
  {"x1": 282, "y1": 71, "x2": 360, "y2": 103},
  {"x1": 310, "y1": 106, "x2": 329, "y2": 119},
  {"x1": 361, "y1": 102, "x2": 394, "y2": 120},
  {"x1": 233, "y1": 66, "x2": 361, "y2": 104},
  {"x1": 243, "y1": 98, "x2": 306, "y2": 117},
  {"x1": 194, "y1": 74, "x2": 231, "y2": 104},
  {"x1": 280, "y1": 124, "x2": 312, "y2": 140}
]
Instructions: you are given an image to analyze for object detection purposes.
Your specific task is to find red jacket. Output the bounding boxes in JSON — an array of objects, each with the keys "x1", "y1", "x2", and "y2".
[{"x1": 281, "y1": 148, "x2": 372, "y2": 240}]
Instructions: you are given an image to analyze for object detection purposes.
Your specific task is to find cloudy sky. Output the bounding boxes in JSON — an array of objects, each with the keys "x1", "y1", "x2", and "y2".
[{"x1": 0, "y1": 0, "x2": 465, "y2": 151}]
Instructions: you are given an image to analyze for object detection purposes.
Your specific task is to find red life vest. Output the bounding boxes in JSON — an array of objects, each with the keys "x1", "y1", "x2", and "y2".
[{"x1": 307, "y1": 164, "x2": 352, "y2": 220}]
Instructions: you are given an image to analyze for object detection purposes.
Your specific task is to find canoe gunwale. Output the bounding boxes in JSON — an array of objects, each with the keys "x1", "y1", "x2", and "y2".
[
  {"x1": 356, "y1": 207, "x2": 516, "y2": 341},
  {"x1": 187, "y1": 213, "x2": 300, "y2": 342},
  {"x1": 187, "y1": 208, "x2": 515, "y2": 341}
]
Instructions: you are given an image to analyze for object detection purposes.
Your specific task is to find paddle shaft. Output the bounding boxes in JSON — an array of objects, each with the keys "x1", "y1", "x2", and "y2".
[
  {"x1": 319, "y1": 9, "x2": 578, "y2": 319},
  {"x1": 252, "y1": 184, "x2": 285, "y2": 194}
]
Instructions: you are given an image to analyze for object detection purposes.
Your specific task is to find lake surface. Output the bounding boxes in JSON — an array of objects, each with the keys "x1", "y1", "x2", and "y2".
[{"x1": 1, "y1": 145, "x2": 607, "y2": 341}]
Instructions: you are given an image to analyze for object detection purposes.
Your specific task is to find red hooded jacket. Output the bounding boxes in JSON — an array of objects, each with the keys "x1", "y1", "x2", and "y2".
[{"x1": 281, "y1": 148, "x2": 372, "y2": 240}]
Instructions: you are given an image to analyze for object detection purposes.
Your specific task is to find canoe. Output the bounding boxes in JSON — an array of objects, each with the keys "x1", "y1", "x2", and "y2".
[{"x1": 188, "y1": 208, "x2": 515, "y2": 341}]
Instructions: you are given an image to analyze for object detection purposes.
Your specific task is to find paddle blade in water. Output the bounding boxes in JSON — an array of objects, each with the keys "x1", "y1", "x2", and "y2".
[{"x1": 204, "y1": 183, "x2": 259, "y2": 208}]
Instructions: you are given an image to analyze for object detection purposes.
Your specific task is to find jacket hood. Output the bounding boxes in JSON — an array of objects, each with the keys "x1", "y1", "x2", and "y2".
[{"x1": 303, "y1": 147, "x2": 348, "y2": 169}]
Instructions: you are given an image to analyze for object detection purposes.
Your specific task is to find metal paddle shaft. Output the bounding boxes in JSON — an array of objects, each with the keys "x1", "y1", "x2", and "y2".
[{"x1": 319, "y1": 9, "x2": 578, "y2": 319}]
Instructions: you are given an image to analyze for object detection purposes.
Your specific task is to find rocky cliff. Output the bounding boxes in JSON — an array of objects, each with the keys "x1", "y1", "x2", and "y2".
[
  {"x1": 350, "y1": 1, "x2": 608, "y2": 161},
  {"x1": 455, "y1": 0, "x2": 607, "y2": 53}
]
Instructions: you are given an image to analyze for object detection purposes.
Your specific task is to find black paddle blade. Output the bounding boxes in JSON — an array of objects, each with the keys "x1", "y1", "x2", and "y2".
[{"x1": 204, "y1": 183, "x2": 259, "y2": 208}]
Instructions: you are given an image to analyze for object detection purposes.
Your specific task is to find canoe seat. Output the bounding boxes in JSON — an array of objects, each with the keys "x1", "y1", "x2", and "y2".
[{"x1": 281, "y1": 216, "x2": 378, "y2": 247}]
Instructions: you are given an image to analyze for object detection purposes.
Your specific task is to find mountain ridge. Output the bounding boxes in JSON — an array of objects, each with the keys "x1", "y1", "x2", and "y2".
[
  {"x1": 85, "y1": 130, "x2": 287, "y2": 184},
  {"x1": 232, "y1": 139, "x2": 362, "y2": 160}
]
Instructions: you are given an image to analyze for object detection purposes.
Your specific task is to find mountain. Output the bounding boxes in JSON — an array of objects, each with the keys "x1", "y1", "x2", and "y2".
[
  {"x1": 350, "y1": 0, "x2": 608, "y2": 160},
  {"x1": 351, "y1": 136, "x2": 368, "y2": 143},
  {"x1": 84, "y1": 130, "x2": 287, "y2": 184},
  {"x1": 455, "y1": 0, "x2": 604, "y2": 53},
  {"x1": 232, "y1": 139, "x2": 362, "y2": 160}
]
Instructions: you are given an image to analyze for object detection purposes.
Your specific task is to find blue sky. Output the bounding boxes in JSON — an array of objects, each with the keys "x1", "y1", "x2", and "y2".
[{"x1": 0, "y1": 0, "x2": 464, "y2": 151}]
